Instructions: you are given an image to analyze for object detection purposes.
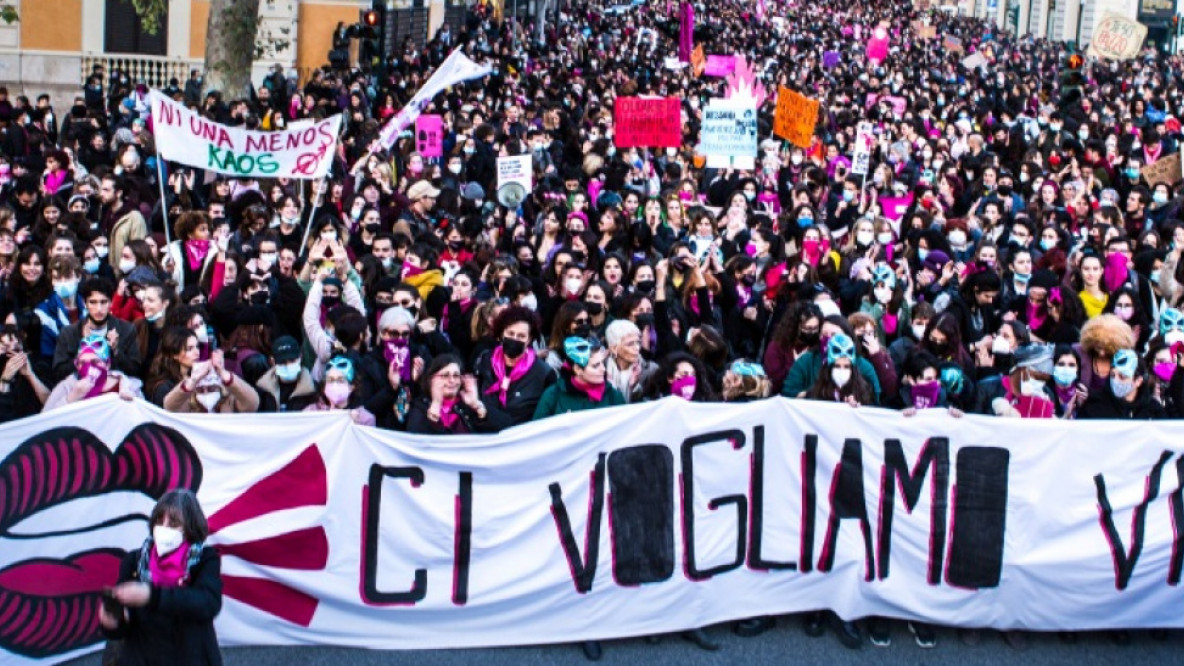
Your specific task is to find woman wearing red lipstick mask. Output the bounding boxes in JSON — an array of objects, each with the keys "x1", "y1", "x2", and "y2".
[
  {"x1": 99, "y1": 489, "x2": 223, "y2": 665},
  {"x1": 43, "y1": 333, "x2": 140, "y2": 411}
]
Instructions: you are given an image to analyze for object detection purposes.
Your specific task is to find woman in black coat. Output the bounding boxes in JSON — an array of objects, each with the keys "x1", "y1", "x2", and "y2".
[{"x1": 100, "y1": 489, "x2": 222, "y2": 665}]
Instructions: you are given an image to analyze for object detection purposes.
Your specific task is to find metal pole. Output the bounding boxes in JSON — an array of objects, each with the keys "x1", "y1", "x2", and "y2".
[
  {"x1": 154, "y1": 156, "x2": 177, "y2": 280},
  {"x1": 299, "y1": 177, "x2": 326, "y2": 258}
]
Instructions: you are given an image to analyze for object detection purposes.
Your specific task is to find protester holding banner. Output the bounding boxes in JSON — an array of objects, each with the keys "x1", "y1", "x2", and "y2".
[{"x1": 472, "y1": 305, "x2": 554, "y2": 426}]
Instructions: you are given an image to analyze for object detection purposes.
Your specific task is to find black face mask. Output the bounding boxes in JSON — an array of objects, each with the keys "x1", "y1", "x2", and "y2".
[
  {"x1": 635, "y1": 279, "x2": 655, "y2": 294},
  {"x1": 584, "y1": 302, "x2": 604, "y2": 316},
  {"x1": 249, "y1": 291, "x2": 269, "y2": 305},
  {"x1": 403, "y1": 305, "x2": 419, "y2": 319},
  {"x1": 573, "y1": 322, "x2": 592, "y2": 338},
  {"x1": 740, "y1": 274, "x2": 757, "y2": 287},
  {"x1": 798, "y1": 330, "x2": 820, "y2": 347},
  {"x1": 930, "y1": 340, "x2": 950, "y2": 356},
  {"x1": 635, "y1": 313, "x2": 655, "y2": 328},
  {"x1": 448, "y1": 240, "x2": 465, "y2": 251},
  {"x1": 322, "y1": 295, "x2": 341, "y2": 309},
  {"x1": 501, "y1": 336, "x2": 526, "y2": 358}
]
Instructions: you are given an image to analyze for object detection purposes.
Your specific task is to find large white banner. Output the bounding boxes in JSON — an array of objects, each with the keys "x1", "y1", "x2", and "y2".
[
  {"x1": 3, "y1": 396, "x2": 1184, "y2": 665},
  {"x1": 149, "y1": 91, "x2": 342, "y2": 179},
  {"x1": 376, "y1": 50, "x2": 492, "y2": 151}
]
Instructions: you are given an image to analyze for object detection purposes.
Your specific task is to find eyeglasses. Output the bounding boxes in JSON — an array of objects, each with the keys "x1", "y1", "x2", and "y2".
[
  {"x1": 383, "y1": 329, "x2": 412, "y2": 339},
  {"x1": 573, "y1": 317, "x2": 590, "y2": 325}
]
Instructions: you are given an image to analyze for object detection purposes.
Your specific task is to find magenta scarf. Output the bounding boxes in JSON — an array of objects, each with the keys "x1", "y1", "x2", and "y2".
[
  {"x1": 185, "y1": 240, "x2": 211, "y2": 272},
  {"x1": 148, "y1": 544, "x2": 190, "y2": 588},
  {"x1": 439, "y1": 398, "x2": 459, "y2": 428},
  {"x1": 1103, "y1": 253, "x2": 1129, "y2": 293},
  {"x1": 484, "y1": 346, "x2": 537, "y2": 406},
  {"x1": 571, "y1": 375, "x2": 606, "y2": 402}
]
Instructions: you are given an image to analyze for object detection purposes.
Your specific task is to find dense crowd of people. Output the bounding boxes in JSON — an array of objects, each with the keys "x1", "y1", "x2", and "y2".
[{"x1": 2, "y1": 0, "x2": 1183, "y2": 657}]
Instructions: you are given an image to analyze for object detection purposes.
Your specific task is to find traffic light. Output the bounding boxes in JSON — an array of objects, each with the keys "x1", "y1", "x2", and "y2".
[
  {"x1": 1058, "y1": 52, "x2": 1085, "y2": 109},
  {"x1": 363, "y1": 10, "x2": 380, "y2": 29}
]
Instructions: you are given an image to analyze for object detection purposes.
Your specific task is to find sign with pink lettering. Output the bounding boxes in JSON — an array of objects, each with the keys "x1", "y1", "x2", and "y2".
[{"x1": 149, "y1": 91, "x2": 342, "y2": 179}]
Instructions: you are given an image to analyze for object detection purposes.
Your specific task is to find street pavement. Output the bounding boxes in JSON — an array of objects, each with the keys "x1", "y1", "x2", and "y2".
[{"x1": 63, "y1": 620, "x2": 1182, "y2": 665}]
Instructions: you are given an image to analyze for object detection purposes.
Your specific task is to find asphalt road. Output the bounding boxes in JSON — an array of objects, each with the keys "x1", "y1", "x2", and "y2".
[{"x1": 63, "y1": 620, "x2": 1182, "y2": 665}]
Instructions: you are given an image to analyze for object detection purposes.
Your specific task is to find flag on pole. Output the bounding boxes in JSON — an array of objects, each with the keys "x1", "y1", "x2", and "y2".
[
  {"x1": 678, "y1": 1, "x2": 694, "y2": 63},
  {"x1": 377, "y1": 50, "x2": 492, "y2": 151}
]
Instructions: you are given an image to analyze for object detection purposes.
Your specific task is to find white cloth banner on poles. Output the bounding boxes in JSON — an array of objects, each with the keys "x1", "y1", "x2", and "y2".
[
  {"x1": 148, "y1": 91, "x2": 342, "y2": 179},
  {"x1": 3, "y1": 396, "x2": 1184, "y2": 666},
  {"x1": 376, "y1": 50, "x2": 492, "y2": 151}
]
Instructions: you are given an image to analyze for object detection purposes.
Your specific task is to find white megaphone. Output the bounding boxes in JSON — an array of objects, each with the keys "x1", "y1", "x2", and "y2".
[{"x1": 497, "y1": 182, "x2": 528, "y2": 208}]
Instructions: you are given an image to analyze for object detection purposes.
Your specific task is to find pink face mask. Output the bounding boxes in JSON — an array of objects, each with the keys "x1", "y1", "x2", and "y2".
[
  {"x1": 1154, "y1": 361, "x2": 1174, "y2": 383},
  {"x1": 324, "y1": 382, "x2": 351, "y2": 407},
  {"x1": 671, "y1": 375, "x2": 696, "y2": 400}
]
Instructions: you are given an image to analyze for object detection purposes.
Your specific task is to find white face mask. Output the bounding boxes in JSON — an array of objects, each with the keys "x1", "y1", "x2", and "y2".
[
  {"x1": 320, "y1": 232, "x2": 336, "y2": 242},
  {"x1": 912, "y1": 323, "x2": 927, "y2": 340},
  {"x1": 196, "y1": 391, "x2": 221, "y2": 412},
  {"x1": 448, "y1": 163, "x2": 463, "y2": 174},
  {"x1": 95, "y1": 246, "x2": 109, "y2": 259},
  {"x1": 259, "y1": 252, "x2": 277, "y2": 268},
  {"x1": 873, "y1": 287, "x2": 893, "y2": 304},
  {"x1": 856, "y1": 231, "x2": 875, "y2": 246},
  {"x1": 564, "y1": 277, "x2": 583, "y2": 294},
  {"x1": 877, "y1": 232, "x2": 893, "y2": 245},
  {"x1": 119, "y1": 258, "x2": 137, "y2": 273},
  {"x1": 832, "y1": 367, "x2": 852, "y2": 388},
  {"x1": 1020, "y1": 377, "x2": 1045, "y2": 397},
  {"x1": 193, "y1": 326, "x2": 209, "y2": 344},
  {"x1": 991, "y1": 336, "x2": 1011, "y2": 355},
  {"x1": 153, "y1": 525, "x2": 185, "y2": 555},
  {"x1": 521, "y1": 293, "x2": 538, "y2": 311}
]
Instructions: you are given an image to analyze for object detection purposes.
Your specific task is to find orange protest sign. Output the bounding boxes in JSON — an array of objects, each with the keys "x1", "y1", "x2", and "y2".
[
  {"x1": 691, "y1": 44, "x2": 706, "y2": 77},
  {"x1": 773, "y1": 86, "x2": 820, "y2": 149}
]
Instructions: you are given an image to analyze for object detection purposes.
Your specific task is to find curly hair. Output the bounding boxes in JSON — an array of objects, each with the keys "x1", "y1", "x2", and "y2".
[{"x1": 1078, "y1": 313, "x2": 1135, "y2": 359}]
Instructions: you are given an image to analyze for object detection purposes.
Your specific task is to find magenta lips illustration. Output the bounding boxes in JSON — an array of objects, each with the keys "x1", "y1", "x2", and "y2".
[
  {"x1": 0, "y1": 425, "x2": 202, "y2": 658},
  {"x1": 0, "y1": 428, "x2": 331, "y2": 660}
]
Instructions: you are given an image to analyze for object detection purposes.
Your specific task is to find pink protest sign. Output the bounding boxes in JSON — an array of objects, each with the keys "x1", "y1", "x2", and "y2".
[
  {"x1": 415, "y1": 115, "x2": 444, "y2": 158},
  {"x1": 704, "y1": 55, "x2": 737, "y2": 77}
]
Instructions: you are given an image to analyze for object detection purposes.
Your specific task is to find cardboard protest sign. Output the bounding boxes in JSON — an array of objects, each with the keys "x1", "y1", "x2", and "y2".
[
  {"x1": 149, "y1": 91, "x2": 341, "y2": 179},
  {"x1": 1141, "y1": 154, "x2": 1183, "y2": 187},
  {"x1": 773, "y1": 86, "x2": 820, "y2": 149},
  {"x1": 415, "y1": 115, "x2": 444, "y2": 158},
  {"x1": 698, "y1": 98, "x2": 758, "y2": 162},
  {"x1": 691, "y1": 44, "x2": 706, "y2": 77},
  {"x1": 613, "y1": 97, "x2": 682, "y2": 148},
  {"x1": 918, "y1": 25, "x2": 937, "y2": 40},
  {"x1": 1087, "y1": 13, "x2": 1148, "y2": 61},
  {"x1": 943, "y1": 35, "x2": 964, "y2": 53},
  {"x1": 704, "y1": 55, "x2": 736, "y2": 77}
]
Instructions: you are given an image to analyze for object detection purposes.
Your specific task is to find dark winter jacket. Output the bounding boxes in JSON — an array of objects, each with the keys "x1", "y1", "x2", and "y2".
[{"x1": 102, "y1": 545, "x2": 223, "y2": 666}]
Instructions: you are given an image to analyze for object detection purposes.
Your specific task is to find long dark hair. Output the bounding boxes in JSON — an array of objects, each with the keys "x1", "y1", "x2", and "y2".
[
  {"x1": 147, "y1": 326, "x2": 197, "y2": 398},
  {"x1": 807, "y1": 356, "x2": 874, "y2": 405},
  {"x1": 9, "y1": 245, "x2": 51, "y2": 309}
]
